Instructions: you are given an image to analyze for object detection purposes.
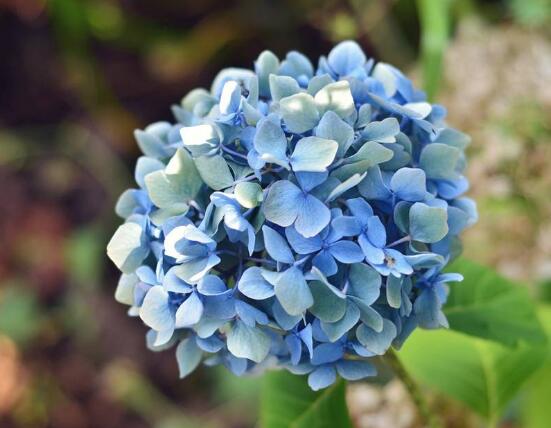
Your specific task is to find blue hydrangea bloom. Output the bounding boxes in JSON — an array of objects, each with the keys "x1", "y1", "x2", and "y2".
[{"x1": 107, "y1": 40, "x2": 477, "y2": 391}]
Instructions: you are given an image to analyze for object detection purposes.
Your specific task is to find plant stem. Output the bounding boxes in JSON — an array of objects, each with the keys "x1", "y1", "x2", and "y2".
[{"x1": 385, "y1": 349, "x2": 442, "y2": 428}]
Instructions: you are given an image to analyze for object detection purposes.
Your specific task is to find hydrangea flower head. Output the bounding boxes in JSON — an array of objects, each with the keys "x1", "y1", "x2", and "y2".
[{"x1": 107, "y1": 41, "x2": 477, "y2": 390}]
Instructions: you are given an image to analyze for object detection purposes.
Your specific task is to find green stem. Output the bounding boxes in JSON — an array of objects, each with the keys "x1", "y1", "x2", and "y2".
[
  {"x1": 385, "y1": 349, "x2": 443, "y2": 428},
  {"x1": 417, "y1": 0, "x2": 451, "y2": 101}
]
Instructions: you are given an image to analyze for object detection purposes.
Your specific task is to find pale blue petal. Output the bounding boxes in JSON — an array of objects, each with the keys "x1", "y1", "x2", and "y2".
[
  {"x1": 280, "y1": 93, "x2": 320, "y2": 134},
  {"x1": 175, "y1": 291, "x2": 204, "y2": 327},
  {"x1": 366, "y1": 216, "x2": 387, "y2": 248},
  {"x1": 409, "y1": 202, "x2": 449, "y2": 243},
  {"x1": 176, "y1": 338, "x2": 202, "y2": 378},
  {"x1": 308, "y1": 366, "x2": 337, "y2": 391},
  {"x1": 285, "y1": 226, "x2": 323, "y2": 254},
  {"x1": 329, "y1": 241, "x2": 365, "y2": 264},
  {"x1": 227, "y1": 320, "x2": 271, "y2": 363},
  {"x1": 238, "y1": 267, "x2": 275, "y2": 300},
  {"x1": 253, "y1": 115, "x2": 289, "y2": 167},
  {"x1": 336, "y1": 360, "x2": 377, "y2": 381},
  {"x1": 327, "y1": 40, "x2": 366, "y2": 76},
  {"x1": 320, "y1": 302, "x2": 360, "y2": 342},
  {"x1": 139, "y1": 286, "x2": 174, "y2": 332},
  {"x1": 361, "y1": 118, "x2": 400, "y2": 143},
  {"x1": 315, "y1": 111, "x2": 355, "y2": 157},
  {"x1": 295, "y1": 194, "x2": 331, "y2": 238},
  {"x1": 274, "y1": 266, "x2": 313, "y2": 316},
  {"x1": 346, "y1": 197, "x2": 374, "y2": 221},
  {"x1": 356, "y1": 318, "x2": 397, "y2": 355},
  {"x1": 263, "y1": 180, "x2": 302, "y2": 227},
  {"x1": 390, "y1": 168, "x2": 427, "y2": 202},
  {"x1": 359, "y1": 234, "x2": 385, "y2": 265},
  {"x1": 290, "y1": 136, "x2": 338, "y2": 172}
]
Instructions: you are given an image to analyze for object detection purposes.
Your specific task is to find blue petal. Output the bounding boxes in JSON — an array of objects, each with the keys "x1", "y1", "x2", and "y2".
[
  {"x1": 253, "y1": 115, "x2": 289, "y2": 167},
  {"x1": 274, "y1": 266, "x2": 313, "y2": 316},
  {"x1": 286, "y1": 334, "x2": 303, "y2": 365},
  {"x1": 389, "y1": 167, "x2": 427, "y2": 202},
  {"x1": 298, "y1": 324, "x2": 314, "y2": 359},
  {"x1": 308, "y1": 365, "x2": 337, "y2": 391},
  {"x1": 312, "y1": 250, "x2": 338, "y2": 277},
  {"x1": 280, "y1": 93, "x2": 320, "y2": 134},
  {"x1": 356, "y1": 318, "x2": 397, "y2": 355},
  {"x1": 196, "y1": 274, "x2": 227, "y2": 296},
  {"x1": 175, "y1": 338, "x2": 202, "y2": 378},
  {"x1": 329, "y1": 241, "x2": 365, "y2": 264},
  {"x1": 227, "y1": 320, "x2": 271, "y2": 363},
  {"x1": 361, "y1": 118, "x2": 400, "y2": 143},
  {"x1": 263, "y1": 180, "x2": 302, "y2": 227},
  {"x1": 358, "y1": 167, "x2": 392, "y2": 201},
  {"x1": 327, "y1": 40, "x2": 366, "y2": 76},
  {"x1": 336, "y1": 360, "x2": 377, "y2": 381},
  {"x1": 347, "y1": 263, "x2": 381, "y2": 305},
  {"x1": 366, "y1": 216, "x2": 387, "y2": 248},
  {"x1": 135, "y1": 156, "x2": 164, "y2": 189},
  {"x1": 409, "y1": 202, "x2": 449, "y2": 243},
  {"x1": 175, "y1": 291, "x2": 204, "y2": 327},
  {"x1": 238, "y1": 267, "x2": 275, "y2": 300},
  {"x1": 219, "y1": 80, "x2": 242, "y2": 115},
  {"x1": 139, "y1": 286, "x2": 174, "y2": 332},
  {"x1": 331, "y1": 216, "x2": 362, "y2": 238},
  {"x1": 358, "y1": 234, "x2": 385, "y2": 265},
  {"x1": 295, "y1": 194, "x2": 331, "y2": 238},
  {"x1": 235, "y1": 300, "x2": 269, "y2": 327},
  {"x1": 316, "y1": 111, "x2": 355, "y2": 157},
  {"x1": 346, "y1": 197, "x2": 374, "y2": 221},
  {"x1": 262, "y1": 225, "x2": 295, "y2": 264},
  {"x1": 290, "y1": 137, "x2": 338, "y2": 172},
  {"x1": 311, "y1": 342, "x2": 345, "y2": 365},
  {"x1": 285, "y1": 226, "x2": 323, "y2": 254},
  {"x1": 272, "y1": 300, "x2": 302, "y2": 330},
  {"x1": 320, "y1": 302, "x2": 360, "y2": 342}
]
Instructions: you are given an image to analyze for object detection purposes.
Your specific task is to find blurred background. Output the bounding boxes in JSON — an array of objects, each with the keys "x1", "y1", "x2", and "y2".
[{"x1": 0, "y1": 0, "x2": 550, "y2": 427}]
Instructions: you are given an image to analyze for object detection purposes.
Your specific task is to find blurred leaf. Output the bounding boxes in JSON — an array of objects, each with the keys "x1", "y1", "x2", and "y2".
[
  {"x1": 416, "y1": 0, "x2": 451, "y2": 100},
  {"x1": 65, "y1": 227, "x2": 104, "y2": 286},
  {"x1": 445, "y1": 259, "x2": 547, "y2": 346},
  {"x1": 522, "y1": 305, "x2": 551, "y2": 428},
  {"x1": 509, "y1": 0, "x2": 551, "y2": 28},
  {"x1": 261, "y1": 370, "x2": 352, "y2": 428},
  {"x1": 0, "y1": 285, "x2": 42, "y2": 346},
  {"x1": 398, "y1": 328, "x2": 547, "y2": 423}
]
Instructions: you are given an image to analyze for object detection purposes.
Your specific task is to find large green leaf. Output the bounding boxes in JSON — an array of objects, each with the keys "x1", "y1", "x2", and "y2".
[
  {"x1": 445, "y1": 259, "x2": 546, "y2": 346},
  {"x1": 260, "y1": 370, "x2": 352, "y2": 428},
  {"x1": 521, "y1": 306, "x2": 551, "y2": 428},
  {"x1": 398, "y1": 328, "x2": 547, "y2": 422}
]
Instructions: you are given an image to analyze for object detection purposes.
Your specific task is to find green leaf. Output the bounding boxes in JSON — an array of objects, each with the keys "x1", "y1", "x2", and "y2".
[
  {"x1": 0, "y1": 285, "x2": 43, "y2": 346},
  {"x1": 398, "y1": 328, "x2": 547, "y2": 421},
  {"x1": 194, "y1": 154, "x2": 234, "y2": 190},
  {"x1": 145, "y1": 148, "x2": 202, "y2": 208},
  {"x1": 521, "y1": 306, "x2": 551, "y2": 428},
  {"x1": 445, "y1": 259, "x2": 547, "y2": 346},
  {"x1": 261, "y1": 370, "x2": 352, "y2": 428}
]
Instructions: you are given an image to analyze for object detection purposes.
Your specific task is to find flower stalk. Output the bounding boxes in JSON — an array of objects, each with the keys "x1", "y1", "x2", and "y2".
[{"x1": 385, "y1": 349, "x2": 442, "y2": 428}]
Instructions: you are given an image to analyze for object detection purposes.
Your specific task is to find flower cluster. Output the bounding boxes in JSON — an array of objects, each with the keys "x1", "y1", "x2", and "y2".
[{"x1": 107, "y1": 41, "x2": 477, "y2": 390}]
